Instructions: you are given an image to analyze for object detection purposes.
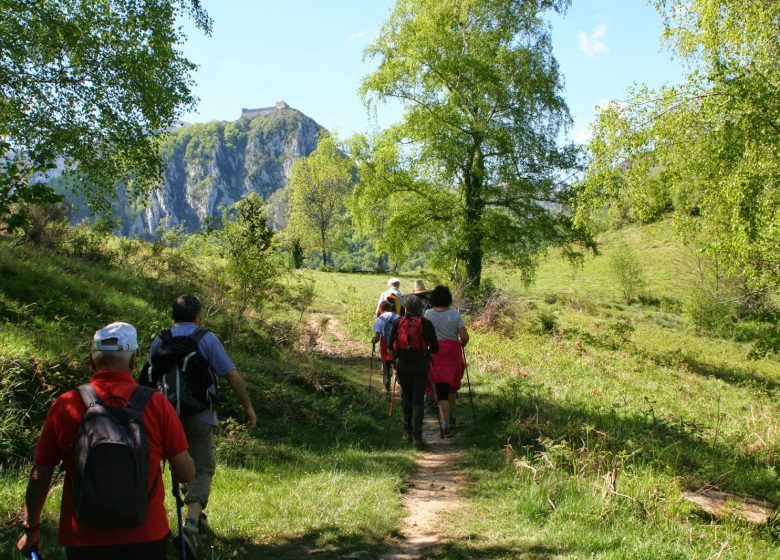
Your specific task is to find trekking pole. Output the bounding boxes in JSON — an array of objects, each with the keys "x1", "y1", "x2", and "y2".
[
  {"x1": 172, "y1": 474, "x2": 187, "y2": 560},
  {"x1": 462, "y1": 347, "x2": 476, "y2": 426},
  {"x1": 369, "y1": 342, "x2": 376, "y2": 390},
  {"x1": 383, "y1": 374, "x2": 397, "y2": 444}
]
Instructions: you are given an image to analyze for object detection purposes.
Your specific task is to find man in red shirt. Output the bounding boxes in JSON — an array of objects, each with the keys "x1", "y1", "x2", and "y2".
[{"x1": 16, "y1": 322, "x2": 195, "y2": 560}]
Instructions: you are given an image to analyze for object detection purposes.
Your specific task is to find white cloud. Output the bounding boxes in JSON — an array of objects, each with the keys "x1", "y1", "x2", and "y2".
[
  {"x1": 577, "y1": 24, "x2": 609, "y2": 58},
  {"x1": 346, "y1": 30, "x2": 370, "y2": 45}
]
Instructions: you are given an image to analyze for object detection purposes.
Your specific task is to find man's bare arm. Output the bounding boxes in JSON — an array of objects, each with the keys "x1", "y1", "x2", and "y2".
[
  {"x1": 169, "y1": 450, "x2": 195, "y2": 483},
  {"x1": 225, "y1": 369, "x2": 257, "y2": 428},
  {"x1": 16, "y1": 464, "x2": 54, "y2": 555}
]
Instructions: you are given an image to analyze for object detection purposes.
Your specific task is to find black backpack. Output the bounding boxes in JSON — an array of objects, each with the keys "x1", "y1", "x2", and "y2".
[
  {"x1": 72, "y1": 383, "x2": 154, "y2": 528},
  {"x1": 140, "y1": 328, "x2": 216, "y2": 417}
]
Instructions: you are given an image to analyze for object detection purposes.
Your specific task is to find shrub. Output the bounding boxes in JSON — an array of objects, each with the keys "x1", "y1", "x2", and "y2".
[
  {"x1": 291, "y1": 238, "x2": 305, "y2": 269},
  {"x1": 684, "y1": 287, "x2": 736, "y2": 337},
  {"x1": 608, "y1": 244, "x2": 646, "y2": 303},
  {"x1": 215, "y1": 417, "x2": 267, "y2": 468},
  {"x1": 607, "y1": 317, "x2": 634, "y2": 347},
  {"x1": 19, "y1": 202, "x2": 71, "y2": 249},
  {"x1": 659, "y1": 296, "x2": 682, "y2": 313},
  {"x1": 637, "y1": 293, "x2": 660, "y2": 306},
  {"x1": 749, "y1": 323, "x2": 780, "y2": 359},
  {"x1": 67, "y1": 220, "x2": 115, "y2": 262},
  {"x1": 537, "y1": 309, "x2": 558, "y2": 335},
  {"x1": 218, "y1": 194, "x2": 288, "y2": 329},
  {"x1": 454, "y1": 276, "x2": 501, "y2": 315},
  {"x1": 470, "y1": 291, "x2": 517, "y2": 336}
]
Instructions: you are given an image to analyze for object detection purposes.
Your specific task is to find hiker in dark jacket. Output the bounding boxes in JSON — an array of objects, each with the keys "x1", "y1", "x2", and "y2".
[{"x1": 388, "y1": 295, "x2": 438, "y2": 447}]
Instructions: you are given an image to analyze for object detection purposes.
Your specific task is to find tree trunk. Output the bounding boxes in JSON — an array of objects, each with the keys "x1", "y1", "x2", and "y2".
[
  {"x1": 463, "y1": 146, "x2": 485, "y2": 289},
  {"x1": 321, "y1": 228, "x2": 328, "y2": 268}
]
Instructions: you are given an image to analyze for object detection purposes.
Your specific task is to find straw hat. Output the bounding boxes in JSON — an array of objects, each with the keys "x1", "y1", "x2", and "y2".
[{"x1": 413, "y1": 280, "x2": 432, "y2": 295}]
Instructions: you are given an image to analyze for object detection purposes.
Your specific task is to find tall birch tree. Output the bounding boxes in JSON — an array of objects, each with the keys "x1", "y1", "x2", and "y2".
[{"x1": 352, "y1": 0, "x2": 592, "y2": 289}]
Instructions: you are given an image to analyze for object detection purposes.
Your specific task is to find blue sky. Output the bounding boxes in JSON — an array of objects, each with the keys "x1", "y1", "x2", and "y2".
[{"x1": 179, "y1": 1, "x2": 684, "y2": 143}]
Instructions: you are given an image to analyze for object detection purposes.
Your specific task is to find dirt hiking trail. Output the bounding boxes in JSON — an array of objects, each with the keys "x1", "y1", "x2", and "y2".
[
  {"x1": 309, "y1": 313, "x2": 471, "y2": 559},
  {"x1": 380, "y1": 413, "x2": 468, "y2": 560}
]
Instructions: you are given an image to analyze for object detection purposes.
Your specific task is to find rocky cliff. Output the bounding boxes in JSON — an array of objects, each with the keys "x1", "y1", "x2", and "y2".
[{"x1": 119, "y1": 106, "x2": 322, "y2": 237}]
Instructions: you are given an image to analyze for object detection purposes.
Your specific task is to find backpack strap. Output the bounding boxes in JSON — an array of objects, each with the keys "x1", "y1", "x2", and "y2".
[
  {"x1": 128, "y1": 385, "x2": 156, "y2": 412},
  {"x1": 124, "y1": 385, "x2": 159, "y2": 500},
  {"x1": 190, "y1": 328, "x2": 210, "y2": 343},
  {"x1": 189, "y1": 329, "x2": 217, "y2": 396},
  {"x1": 77, "y1": 383, "x2": 101, "y2": 408}
]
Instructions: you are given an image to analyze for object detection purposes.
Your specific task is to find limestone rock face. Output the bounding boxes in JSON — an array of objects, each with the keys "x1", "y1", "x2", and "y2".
[{"x1": 122, "y1": 107, "x2": 322, "y2": 237}]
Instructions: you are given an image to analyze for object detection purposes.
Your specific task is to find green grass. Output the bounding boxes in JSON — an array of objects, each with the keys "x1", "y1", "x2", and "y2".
[
  {"x1": 439, "y1": 221, "x2": 780, "y2": 558},
  {"x1": 493, "y1": 220, "x2": 689, "y2": 302},
  {"x1": 3, "y1": 219, "x2": 780, "y2": 559},
  {"x1": 0, "y1": 238, "x2": 414, "y2": 560},
  {"x1": 273, "y1": 253, "x2": 780, "y2": 558}
]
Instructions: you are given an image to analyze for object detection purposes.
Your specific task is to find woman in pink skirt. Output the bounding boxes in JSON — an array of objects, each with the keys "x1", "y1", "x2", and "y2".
[{"x1": 424, "y1": 285, "x2": 470, "y2": 437}]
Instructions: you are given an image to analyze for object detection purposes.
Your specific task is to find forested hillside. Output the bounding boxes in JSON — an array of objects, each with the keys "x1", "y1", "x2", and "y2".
[{"x1": 57, "y1": 107, "x2": 323, "y2": 238}]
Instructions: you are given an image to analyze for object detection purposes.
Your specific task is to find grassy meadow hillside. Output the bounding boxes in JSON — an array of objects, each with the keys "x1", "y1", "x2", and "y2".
[
  {"x1": 2, "y1": 219, "x2": 779, "y2": 559},
  {"x1": 316, "y1": 221, "x2": 780, "y2": 558},
  {"x1": 0, "y1": 235, "x2": 413, "y2": 559}
]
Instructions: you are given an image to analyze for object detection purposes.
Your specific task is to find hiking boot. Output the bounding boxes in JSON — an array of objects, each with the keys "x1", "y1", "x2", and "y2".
[
  {"x1": 442, "y1": 427, "x2": 454, "y2": 439},
  {"x1": 413, "y1": 435, "x2": 426, "y2": 449},
  {"x1": 180, "y1": 517, "x2": 199, "y2": 559},
  {"x1": 401, "y1": 429, "x2": 412, "y2": 443}
]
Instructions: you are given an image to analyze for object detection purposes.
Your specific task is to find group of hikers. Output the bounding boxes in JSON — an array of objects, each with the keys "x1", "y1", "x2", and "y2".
[
  {"x1": 371, "y1": 278, "x2": 470, "y2": 447},
  {"x1": 16, "y1": 295, "x2": 255, "y2": 560},
  {"x1": 14, "y1": 279, "x2": 470, "y2": 559}
]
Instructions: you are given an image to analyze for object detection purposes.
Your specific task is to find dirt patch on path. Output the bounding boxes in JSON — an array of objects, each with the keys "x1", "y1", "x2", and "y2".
[
  {"x1": 307, "y1": 313, "x2": 367, "y2": 359},
  {"x1": 380, "y1": 412, "x2": 468, "y2": 560}
]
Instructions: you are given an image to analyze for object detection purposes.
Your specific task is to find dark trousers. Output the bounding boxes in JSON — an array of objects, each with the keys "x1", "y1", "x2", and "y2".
[
  {"x1": 396, "y1": 361, "x2": 429, "y2": 437},
  {"x1": 66, "y1": 537, "x2": 167, "y2": 560},
  {"x1": 382, "y1": 360, "x2": 393, "y2": 391}
]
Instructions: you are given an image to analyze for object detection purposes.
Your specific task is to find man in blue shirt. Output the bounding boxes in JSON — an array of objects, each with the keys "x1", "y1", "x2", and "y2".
[{"x1": 149, "y1": 294, "x2": 256, "y2": 559}]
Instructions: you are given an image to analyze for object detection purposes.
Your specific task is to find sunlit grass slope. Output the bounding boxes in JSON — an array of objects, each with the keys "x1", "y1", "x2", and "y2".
[
  {"x1": 458, "y1": 222, "x2": 780, "y2": 559},
  {"x1": 278, "y1": 223, "x2": 780, "y2": 558},
  {"x1": 0, "y1": 239, "x2": 413, "y2": 560},
  {"x1": 3, "y1": 217, "x2": 779, "y2": 559}
]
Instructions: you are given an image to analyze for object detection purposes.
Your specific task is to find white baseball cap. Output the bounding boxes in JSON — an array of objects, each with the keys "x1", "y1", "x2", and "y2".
[
  {"x1": 387, "y1": 277, "x2": 400, "y2": 286},
  {"x1": 92, "y1": 322, "x2": 139, "y2": 352}
]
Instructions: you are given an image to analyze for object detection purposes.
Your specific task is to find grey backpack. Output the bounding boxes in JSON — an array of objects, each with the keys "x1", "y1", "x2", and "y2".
[{"x1": 72, "y1": 383, "x2": 154, "y2": 528}]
